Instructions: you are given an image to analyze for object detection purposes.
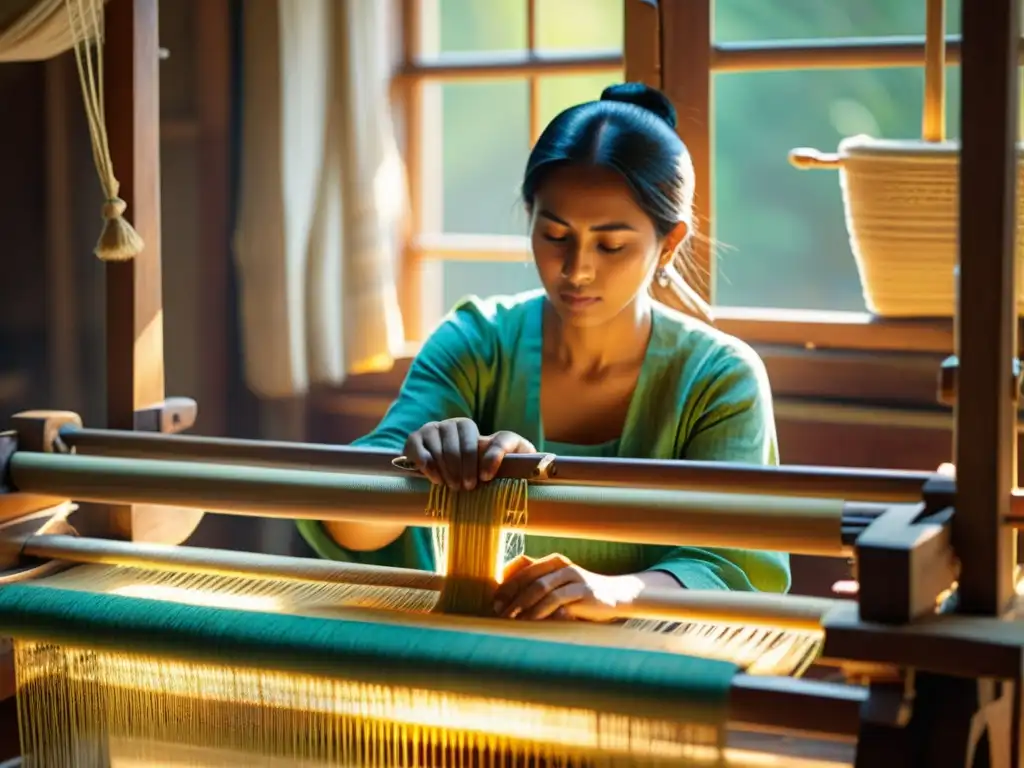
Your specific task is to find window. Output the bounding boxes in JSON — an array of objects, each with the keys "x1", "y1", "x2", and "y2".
[
  {"x1": 403, "y1": 0, "x2": 624, "y2": 322},
  {"x1": 397, "y1": 0, "x2": 964, "y2": 350}
]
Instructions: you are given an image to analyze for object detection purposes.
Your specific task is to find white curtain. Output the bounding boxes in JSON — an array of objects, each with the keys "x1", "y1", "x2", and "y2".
[{"x1": 234, "y1": 0, "x2": 406, "y2": 400}]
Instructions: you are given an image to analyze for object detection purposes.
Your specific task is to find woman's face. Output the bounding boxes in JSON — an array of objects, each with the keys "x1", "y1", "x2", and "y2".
[{"x1": 530, "y1": 164, "x2": 678, "y2": 328}]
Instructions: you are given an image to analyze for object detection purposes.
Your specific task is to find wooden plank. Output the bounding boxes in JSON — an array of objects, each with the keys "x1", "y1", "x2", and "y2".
[
  {"x1": 952, "y1": 0, "x2": 1020, "y2": 615},
  {"x1": 823, "y1": 602, "x2": 1024, "y2": 681}
]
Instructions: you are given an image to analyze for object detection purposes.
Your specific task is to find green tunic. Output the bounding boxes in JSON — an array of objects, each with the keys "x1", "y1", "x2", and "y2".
[{"x1": 297, "y1": 290, "x2": 790, "y2": 593}]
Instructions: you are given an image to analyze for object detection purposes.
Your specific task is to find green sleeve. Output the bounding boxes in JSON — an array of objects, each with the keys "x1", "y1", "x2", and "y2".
[
  {"x1": 345, "y1": 299, "x2": 498, "y2": 452},
  {"x1": 648, "y1": 349, "x2": 792, "y2": 593},
  {"x1": 295, "y1": 299, "x2": 499, "y2": 566}
]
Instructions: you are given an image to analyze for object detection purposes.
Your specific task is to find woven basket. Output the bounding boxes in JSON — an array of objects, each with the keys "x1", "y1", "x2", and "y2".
[{"x1": 791, "y1": 135, "x2": 1024, "y2": 318}]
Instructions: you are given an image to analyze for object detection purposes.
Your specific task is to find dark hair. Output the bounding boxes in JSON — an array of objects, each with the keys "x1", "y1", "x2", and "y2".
[
  {"x1": 521, "y1": 82, "x2": 694, "y2": 240},
  {"x1": 520, "y1": 83, "x2": 711, "y2": 321}
]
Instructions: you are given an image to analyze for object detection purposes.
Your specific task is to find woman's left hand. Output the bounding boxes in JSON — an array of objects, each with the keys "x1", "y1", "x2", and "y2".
[{"x1": 492, "y1": 554, "x2": 643, "y2": 622}]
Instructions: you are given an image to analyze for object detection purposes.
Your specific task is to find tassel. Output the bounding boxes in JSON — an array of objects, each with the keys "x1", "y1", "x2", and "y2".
[
  {"x1": 95, "y1": 195, "x2": 144, "y2": 262},
  {"x1": 64, "y1": 0, "x2": 146, "y2": 262}
]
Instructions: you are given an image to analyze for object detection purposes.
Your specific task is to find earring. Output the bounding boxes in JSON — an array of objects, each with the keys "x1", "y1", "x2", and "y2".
[{"x1": 655, "y1": 266, "x2": 670, "y2": 287}]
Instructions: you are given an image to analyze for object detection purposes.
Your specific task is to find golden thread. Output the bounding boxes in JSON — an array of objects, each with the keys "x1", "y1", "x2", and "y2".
[
  {"x1": 428, "y1": 479, "x2": 527, "y2": 616},
  {"x1": 14, "y1": 641, "x2": 725, "y2": 767},
  {"x1": 28, "y1": 562, "x2": 821, "y2": 674}
]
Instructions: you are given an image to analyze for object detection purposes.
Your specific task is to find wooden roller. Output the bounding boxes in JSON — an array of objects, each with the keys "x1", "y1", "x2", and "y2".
[
  {"x1": 15, "y1": 533, "x2": 847, "y2": 631},
  {"x1": 55, "y1": 425, "x2": 936, "y2": 502},
  {"x1": 6, "y1": 452, "x2": 853, "y2": 556}
]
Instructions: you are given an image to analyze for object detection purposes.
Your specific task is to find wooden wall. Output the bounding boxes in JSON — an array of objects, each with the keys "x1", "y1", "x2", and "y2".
[{"x1": 0, "y1": 61, "x2": 50, "y2": 419}]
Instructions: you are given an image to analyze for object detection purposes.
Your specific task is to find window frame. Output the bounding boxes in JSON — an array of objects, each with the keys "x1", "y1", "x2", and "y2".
[{"x1": 393, "y1": 0, "x2": 965, "y2": 353}]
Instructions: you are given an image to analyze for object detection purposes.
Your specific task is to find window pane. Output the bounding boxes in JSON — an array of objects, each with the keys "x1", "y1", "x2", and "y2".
[
  {"x1": 713, "y1": 67, "x2": 962, "y2": 310},
  {"x1": 537, "y1": 72, "x2": 625, "y2": 136},
  {"x1": 440, "y1": 74, "x2": 626, "y2": 309},
  {"x1": 441, "y1": 81, "x2": 530, "y2": 235},
  {"x1": 535, "y1": 0, "x2": 623, "y2": 52},
  {"x1": 715, "y1": 0, "x2": 962, "y2": 42},
  {"x1": 443, "y1": 261, "x2": 542, "y2": 312},
  {"x1": 437, "y1": 0, "x2": 526, "y2": 55},
  {"x1": 441, "y1": 80, "x2": 533, "y2": 306}
]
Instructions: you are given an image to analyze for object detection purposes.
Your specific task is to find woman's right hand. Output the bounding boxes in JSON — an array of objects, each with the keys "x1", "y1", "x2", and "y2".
[{"x1": 403, "y1": 418, "x2": 536, "y2": 490}]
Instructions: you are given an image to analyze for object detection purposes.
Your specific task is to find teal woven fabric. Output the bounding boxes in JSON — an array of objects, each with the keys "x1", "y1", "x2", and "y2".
[{"x1": 0, "y1": 583, "x2": 737, "y2": 725}]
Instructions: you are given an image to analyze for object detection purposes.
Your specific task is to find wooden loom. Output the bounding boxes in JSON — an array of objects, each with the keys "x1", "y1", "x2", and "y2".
[{"x1": 2, "y1": 1, "x2": 1024, "y2": 767}]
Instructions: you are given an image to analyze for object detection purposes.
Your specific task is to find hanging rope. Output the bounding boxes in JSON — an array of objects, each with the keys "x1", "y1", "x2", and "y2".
[{"x1": 64, "y1": 0, "x2": 144, "y2": 261}]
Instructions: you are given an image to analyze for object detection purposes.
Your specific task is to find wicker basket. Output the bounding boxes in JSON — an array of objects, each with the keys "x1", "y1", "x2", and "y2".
[
  {"x1": 786, "y1": 0, "x2": 1024, "y2": 317},
  {"x1": 790, "y1": 135, "x2": 1024, "y2": 317}
]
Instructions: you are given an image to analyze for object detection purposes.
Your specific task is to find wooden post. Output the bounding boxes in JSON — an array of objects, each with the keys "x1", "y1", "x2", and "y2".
[
  {"x1": 657, "y1": 0, "x2": 714, "y2": 304},
  {"x1": 398, "y1": 0, "x2": 425, "y2": 341},
  {"x1": 99, "y1": 0, "x2": 203, "y2": 543},
  {"x1": 953, "y1": 0, "x2": 1020, "y2": 616},
  {"x1": 44, "y1": 56, "x2": 80, "y2": 414},
  {"x1": 104, "y1": 0, "x2": 163, "y2": 429},
  {"x1": 195, "y1": 0, "x2": 232, "y2": 437},
  {"x1": 624, "y1": 0, "x2": 660, "y2": 89}
]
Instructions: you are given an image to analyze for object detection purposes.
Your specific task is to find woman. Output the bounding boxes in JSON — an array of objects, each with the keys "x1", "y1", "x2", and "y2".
[{"x1": 298, "y1": 82, "x2": 790, "y2": 621}]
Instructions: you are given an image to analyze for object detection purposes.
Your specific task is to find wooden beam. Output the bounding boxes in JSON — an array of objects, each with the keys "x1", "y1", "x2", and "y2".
[
  {"x1": 823, "y1": 602, "x2": 1024, "y2": 681},
  {"x1": 398, "y1": 0, "x2": 425, "y2": 341},
  {"x1": 194, "y1": 0, "x2": 232, "y2": 437},
  {"x1": 397, "y1": 51, "x2": 622, "y2": 82},
  {"x1": 100, "y1": 0, "x2": 202, "y2": 543},
  {"x1": 104, "y1": 0, "x2": 164, "y2": 432},
  {"x1": 656, "y1": 0, "x2": 713, "y2": 303},
  {"x1": 952, "y1": 0, "x2": 1020, "y2": 615},
  {"x1": 44, "y1": 56, "x2": 79, "y2": 413},
  {"x1": 394, "y1": 37, "x2": 1024, "y2": 81},
  {"x1": 711, "y1": 36, "x2": 1016, "y2": 73},
  {"x1": 526, "y1": 0, "x2": 540, "y2": 145},
  {"x1": 624, "y1": 0, "x2": 659, "y2": 89}
]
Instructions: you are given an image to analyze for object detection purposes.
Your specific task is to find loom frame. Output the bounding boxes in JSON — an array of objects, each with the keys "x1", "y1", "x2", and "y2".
[
  {"x1": 2, "y1": 0, "x2": 1024, "y2": 765},
  {"x1": 0, "y1": 424, "x2": 1011, "y2": 766}
]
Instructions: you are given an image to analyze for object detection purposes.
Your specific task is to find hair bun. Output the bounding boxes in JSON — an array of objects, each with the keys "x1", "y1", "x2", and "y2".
[{"x1": 600, "y1": 82, "x2": 677, "y2": 129}]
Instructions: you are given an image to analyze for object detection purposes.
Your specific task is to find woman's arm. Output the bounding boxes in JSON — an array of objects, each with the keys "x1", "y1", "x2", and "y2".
[
  {"x1": 297, "y1": 300, "x2": 498, "y2": 555},
  {"x1": 645, "y1": 348, "x2": 791, "y2": 593},
  {"x1": 493, "y1": 349, "x2": 788, "y2": 621}
]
